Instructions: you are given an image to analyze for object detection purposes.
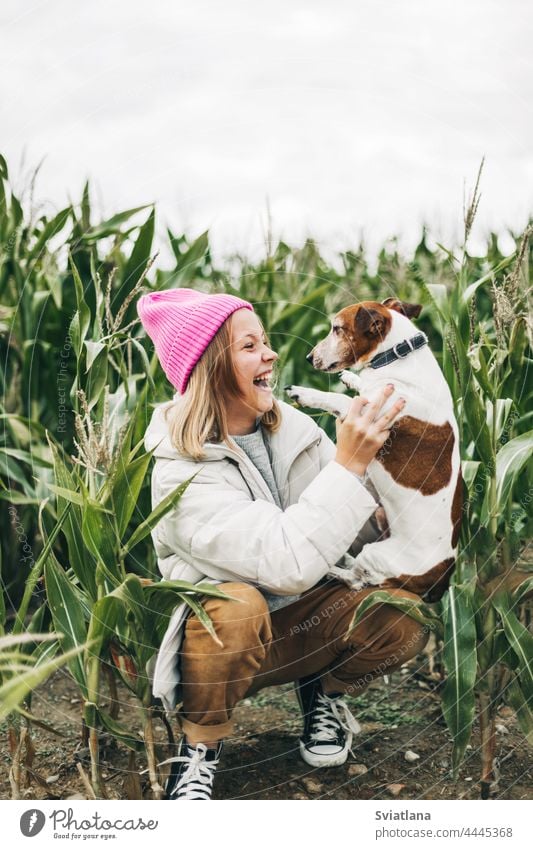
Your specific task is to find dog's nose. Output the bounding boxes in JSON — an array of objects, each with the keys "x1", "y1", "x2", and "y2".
[{"x1": 306, "y1": 351, "x2": 313, "y2": 363}]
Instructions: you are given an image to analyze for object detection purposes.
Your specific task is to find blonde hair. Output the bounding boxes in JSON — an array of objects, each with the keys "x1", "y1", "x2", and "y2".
[{"x1": 164, "y1": 312, "x2": 281, "y2": 460}]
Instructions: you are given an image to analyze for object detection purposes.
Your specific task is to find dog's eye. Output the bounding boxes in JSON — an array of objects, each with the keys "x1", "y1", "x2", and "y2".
[{"x1": 332, "y1": 326, "x2": 341, "y2": 335}]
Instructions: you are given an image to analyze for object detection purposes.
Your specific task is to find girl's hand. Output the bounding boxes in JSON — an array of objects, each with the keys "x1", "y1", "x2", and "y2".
[{"x1": 334, "y1": 384, "x2": 405, "y2": 476}]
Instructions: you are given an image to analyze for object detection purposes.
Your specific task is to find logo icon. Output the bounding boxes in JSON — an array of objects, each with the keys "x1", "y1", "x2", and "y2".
[{"x1": 20, "y1": 810, "x2": 46, "y2": 837}]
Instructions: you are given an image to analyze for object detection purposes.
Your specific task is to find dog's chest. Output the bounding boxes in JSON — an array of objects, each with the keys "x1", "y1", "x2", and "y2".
[{"x1": 360, "y1": 358, "x2": 459, "y2": 499}]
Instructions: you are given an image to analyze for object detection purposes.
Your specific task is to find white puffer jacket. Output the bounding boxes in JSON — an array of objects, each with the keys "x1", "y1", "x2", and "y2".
[{"x1": 144, "y1": 395, "x2": 379, "y2": 709}]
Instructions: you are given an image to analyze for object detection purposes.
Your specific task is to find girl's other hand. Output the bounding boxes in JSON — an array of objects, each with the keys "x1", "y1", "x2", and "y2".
[{"x1": 334, "y1": 384, "x2": 405, "y2": 476}]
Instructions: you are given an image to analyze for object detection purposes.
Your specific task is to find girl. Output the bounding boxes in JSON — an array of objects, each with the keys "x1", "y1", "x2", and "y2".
[{"x1": 137, "y1": 288, "x2": 428, "y2": 800}]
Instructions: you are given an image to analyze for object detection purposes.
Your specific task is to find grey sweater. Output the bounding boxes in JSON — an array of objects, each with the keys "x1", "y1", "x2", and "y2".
[{"x1": 232, "y1": 423, "x2": 300, "y2": 612}]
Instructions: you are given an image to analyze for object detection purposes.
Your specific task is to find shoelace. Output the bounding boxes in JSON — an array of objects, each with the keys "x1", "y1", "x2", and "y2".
[
  {"x1": 309, "y1": 693, "x2": 361, "y2": 750},
  {"x1": 159, "y1": 743, "x2": 220, "y2": 800}
]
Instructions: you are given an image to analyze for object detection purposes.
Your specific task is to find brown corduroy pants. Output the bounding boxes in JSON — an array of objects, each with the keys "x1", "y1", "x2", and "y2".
[{"x1": 179, "y1": 579, "x2": 429, "y2": 745}]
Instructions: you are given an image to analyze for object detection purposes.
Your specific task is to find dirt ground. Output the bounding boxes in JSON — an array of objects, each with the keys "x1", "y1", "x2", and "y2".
[{"x1": 1, "y1": 653, "x2": 531, "y2": 801}]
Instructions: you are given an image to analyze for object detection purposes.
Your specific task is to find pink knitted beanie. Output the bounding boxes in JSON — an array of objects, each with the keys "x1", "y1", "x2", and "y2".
[{"x1": 136, "y1": 288, "x2": 253, "y2": 393}]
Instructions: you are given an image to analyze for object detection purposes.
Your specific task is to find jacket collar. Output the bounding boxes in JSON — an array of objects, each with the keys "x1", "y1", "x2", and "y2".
[
  {"x1": 144, "y1": 396, "x2": 321, "y2": 506},
  {"x1": 145, "y1": 396, "x2": 319, "y2": 467}
]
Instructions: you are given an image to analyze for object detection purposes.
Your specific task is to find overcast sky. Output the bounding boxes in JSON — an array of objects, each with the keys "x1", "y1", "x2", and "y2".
[{"x1": 1, "y1": 0, "x2": 531, "y2": 262}]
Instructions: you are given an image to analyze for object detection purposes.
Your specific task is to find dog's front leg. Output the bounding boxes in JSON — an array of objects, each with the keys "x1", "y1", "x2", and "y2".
[
  {"x1": 340, "y1": 370, "x2": 363, "y2": 393},
  {"x1": 327, "y1": 559, "x2": 371, "y2": 591},
  {"x1": 284, "y1": 386, "x2": 352, "y2": 419}
]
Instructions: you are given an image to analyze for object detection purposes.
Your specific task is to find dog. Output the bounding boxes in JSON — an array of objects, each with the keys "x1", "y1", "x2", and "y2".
[{"x1": 285, "y1": 298, "x2": 462, "y2": 602}]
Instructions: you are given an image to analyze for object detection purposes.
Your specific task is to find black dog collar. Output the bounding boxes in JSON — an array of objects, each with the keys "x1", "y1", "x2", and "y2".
[{"x1": 368, "y1": 332, "x2": 428, "y2": 370}]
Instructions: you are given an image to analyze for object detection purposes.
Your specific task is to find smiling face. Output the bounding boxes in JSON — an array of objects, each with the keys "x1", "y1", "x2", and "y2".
[{"x1": 226, "y1": 308, "x2": 278, "y2": 434}]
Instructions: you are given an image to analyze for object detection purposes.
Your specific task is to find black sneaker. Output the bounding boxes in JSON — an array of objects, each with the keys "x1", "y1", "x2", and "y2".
[
  {"x1": 296, "y1": 676, "x2": 361, "y2": 767},
  {"x1": 159, "y1": 738, "x2": 222, "y2": 800}
]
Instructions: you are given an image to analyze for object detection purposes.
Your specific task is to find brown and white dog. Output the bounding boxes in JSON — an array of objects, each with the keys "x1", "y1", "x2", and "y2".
[{"x1": 285, "y1": 298, "x2": 462, "y2": 602}]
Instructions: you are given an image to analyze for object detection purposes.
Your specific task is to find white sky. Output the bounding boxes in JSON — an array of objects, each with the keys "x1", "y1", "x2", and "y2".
[{"x1": 1, "y1": 0, "x2": 532, "y2": 262}]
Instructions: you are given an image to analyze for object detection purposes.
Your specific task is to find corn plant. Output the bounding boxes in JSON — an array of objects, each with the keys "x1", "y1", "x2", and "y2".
[
  {"x1": 420, "y1": 215, "x2": 533, "y2": 798},
  {"x1": 0, "y1": 633, "x2": 92, "y2": 798},
  {"x1": 1, "y1": 151, "x2": 531, "y2": 799},
  {"x1": 0, "y1": 479, "x2": 92, "y2": 798},
  {"x1": 0, "y1": 155, "x2": 233, "y2": 795},
  {"x1": 1, "y1": 505, "x2": 91, "y2": 799},
  {"x1": 348, "y1": 169, "x2": 532, "y2": 797}
]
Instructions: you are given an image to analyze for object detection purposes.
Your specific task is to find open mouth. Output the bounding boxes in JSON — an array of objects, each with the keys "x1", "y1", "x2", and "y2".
[{"x1": 253, "y1": 369, "x2": 273, "y2": 390}]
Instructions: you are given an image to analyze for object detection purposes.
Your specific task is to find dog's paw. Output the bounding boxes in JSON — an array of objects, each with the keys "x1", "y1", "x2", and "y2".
[
  {"x1": 327, "y1": 565, "x2": 370, "y2": 591},
  {"x1": 339, "y1": 370, "x2": 361, "y2": 392},
  {"x1": 284, "y1": 384, "x2": 300, "y2": 404},
  {"x1": 284, "y1": 385, "x2": 315, "y2": 408}
]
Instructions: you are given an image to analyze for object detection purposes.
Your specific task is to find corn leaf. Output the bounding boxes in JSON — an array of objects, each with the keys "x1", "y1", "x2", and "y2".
[
  {"x1": 461, "y1": 460, "x2": 481, "y2": 491},
  {"x1": 0, "y1": 642, "x2": 89, "y2": 722},
  {"x1": 96, "y1": 708, "x2": 144, "y2": 751},
  {"x1": 512, "y1": 575, "x2": 533, "y2": 605},
  {"x1": 122, "y1": 207, "x2": 155, "y2": 291},
  {"x1": 346, "y1": 589, "x2": 442, "y2": 637},
  {"x1": 0, "y1": 447, "x2": 52, "y2": 468},
  {"x1": 494, "y1": 429, "x2": 533, "y2": 512},
  {"x1": 111, "y1": 450, "x2": 154, "y2": 538},
  {"x1": 121, "y1": 475, "x2": 196, "y2": 554},
  {"x1": 69, "y1": 257, "x2": 91, "y2": 357},
  {"x1": 79, "y1": 205, "x2": 151, "y2": 241},
  {"x1": 81, "y1": 495, "x2": 119, "y2": 576},
  {"x1": 86, "y1": 347, "x2": 108, "y2": 410},
  {"x1": 461, "y1": 254, "x2": 515, "y2": 304},
  {"x1": 172, "y1": 231, "x2": 209, "y2": 285},
  {"x1": 462, "y1": 384, "x2": 494, "y2": 467},
  {"x1": 423, "y1": 282, "x2": 450, "y2": 320},
  {"x1": 0, "y1": 632, "x2": 58, "y2": 651},
  {"x1": 441, "y1": 585, "x2": 477, "y2": 777},
  {"x1": 84, "y1": 340, "x2": 105, "y2": 371},
  {"x1": 493, "y1": 591, "x2": 533, "y2": 704},
  {"x1": 86, "y1": 594, "x2": 124, "y2": 662},
  {"x1": 13, "y1": 501, "x2": 73, "y2": 634},
  {"x1": 43, "y1": 557, "x2": 89, "y2": 697},
  {"x1": 46, "y1": 482, "x2": 112, "y2": 513},
  {"x1": 505, "y1": 676, "x2": 533, "y2": 746},
  {"x1": 46, "y1": 437, "x2": 97, "y2": 598},
  {"x1": 28, "y1": 208, "x2": 71, "y2": 262},
  {"x1": 270, "y1": 283, "x2": 332, "y2": 328},
  {"x1": 178, "y1": 594, "x2": 222, "y2": 646},
  {"x1": 147, "y1": 580, "x2": 236, "y2": 599}
]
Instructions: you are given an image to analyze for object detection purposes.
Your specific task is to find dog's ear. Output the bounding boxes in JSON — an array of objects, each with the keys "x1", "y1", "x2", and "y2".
[
  {"x1": 355, "y1": 307, "x2": 388, "y2": 338},
  {"x1": 382, "y1": 298, "x2": 422, "y2": 319}
]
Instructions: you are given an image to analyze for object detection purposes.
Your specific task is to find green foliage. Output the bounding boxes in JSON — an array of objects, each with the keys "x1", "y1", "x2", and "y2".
[
  {"x1": 0, "y1": 154, "x2": 531, "y2": 797},
  {"x1": 441, "y1": 585, "x2": 477, "y2": 775},
  {"x1": 405, "y1": 190, "x2": 533, "y2": 784},
  {"x1": 0, "y1": 633, "x2": 89, "y2": 723}
]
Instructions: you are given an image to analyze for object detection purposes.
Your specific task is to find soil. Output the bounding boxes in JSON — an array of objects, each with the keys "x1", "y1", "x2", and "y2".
[{"x1": 1, "y1": 650, "x2": 531, "y2": 802}]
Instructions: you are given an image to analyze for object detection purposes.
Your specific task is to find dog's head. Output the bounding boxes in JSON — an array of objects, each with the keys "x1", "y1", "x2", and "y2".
[{"x1": 307, "y1": 297, "x2": 422, "y2": 371}]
